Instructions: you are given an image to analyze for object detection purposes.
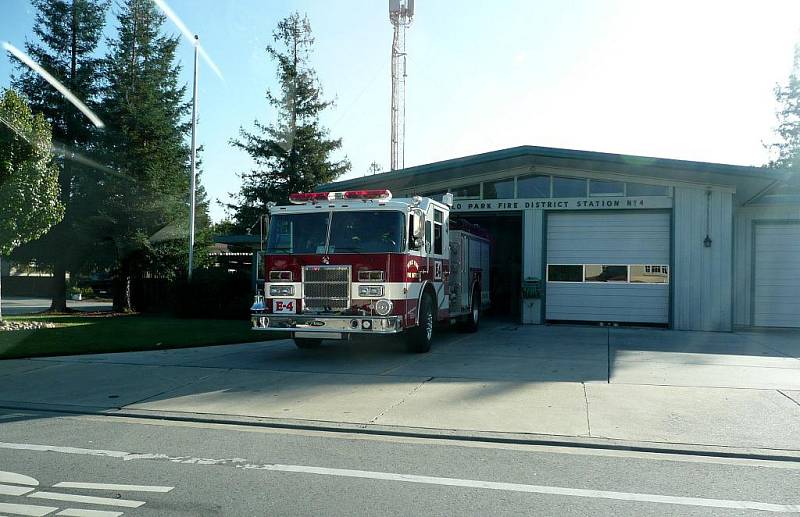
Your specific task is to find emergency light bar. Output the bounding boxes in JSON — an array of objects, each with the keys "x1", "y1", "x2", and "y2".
[{"x1": 289, "y1": 190, "x2": 392, "y2": 204}]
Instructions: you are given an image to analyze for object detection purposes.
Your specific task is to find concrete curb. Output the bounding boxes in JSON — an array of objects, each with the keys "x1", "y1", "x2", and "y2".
[{"x1": 2, "y1": 401, "x2": 799, "y2": 463}]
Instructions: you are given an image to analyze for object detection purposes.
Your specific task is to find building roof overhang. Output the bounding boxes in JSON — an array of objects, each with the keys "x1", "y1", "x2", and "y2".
[{"x1": 320, "y1": 145, "x2": 793, "y2": 206}]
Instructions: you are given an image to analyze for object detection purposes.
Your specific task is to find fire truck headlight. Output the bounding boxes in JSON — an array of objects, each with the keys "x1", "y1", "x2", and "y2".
[
  {"x1": 358, "y1": 285, "x2": 384, "y2": 298},
  {"x1": 269, "y1": 285, "x2": 294, "y2": 297},
  {"x1": 375, "y1": 299, "x2": 393, "y2": 316}
]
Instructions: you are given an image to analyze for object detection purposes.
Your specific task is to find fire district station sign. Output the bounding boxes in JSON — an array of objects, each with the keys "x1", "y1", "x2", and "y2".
[{"x1": 451, "y1": 196, "x2": 673, "y2": 212}]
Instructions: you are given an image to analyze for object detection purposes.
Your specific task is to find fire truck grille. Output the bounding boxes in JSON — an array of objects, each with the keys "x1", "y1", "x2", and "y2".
[{"x1": 302, "y1": 265, "x2": 351, "y2": 312}]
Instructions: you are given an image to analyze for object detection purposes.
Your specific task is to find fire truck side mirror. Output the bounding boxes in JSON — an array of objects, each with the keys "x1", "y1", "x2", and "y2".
[{"x1": 410, "y1": 209, "x2": 426, "y2": 250}]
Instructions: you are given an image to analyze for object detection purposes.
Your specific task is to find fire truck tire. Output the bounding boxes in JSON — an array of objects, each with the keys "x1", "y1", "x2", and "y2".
[
  {"x1": 294, "y1": 337, "x2": 322, "y2": 349},
  {"x1": 406, "y1": 294, "x2": 434, "y2": 353},
  {"x1": 464, "y1": 287, "x2": 480, "y2": 333}
]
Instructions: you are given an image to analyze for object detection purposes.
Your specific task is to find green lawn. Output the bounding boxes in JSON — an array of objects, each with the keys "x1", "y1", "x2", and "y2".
[{"x1": 0, "y1": 314, "x2": 281, "y2": 359}]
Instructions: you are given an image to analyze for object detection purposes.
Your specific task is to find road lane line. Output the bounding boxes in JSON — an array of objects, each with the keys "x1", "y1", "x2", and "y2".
[
  {"x1": 56, "y1": 510, "x2": 123, "y2": 517},
  {"x1": 27, "y1": 492, "x2": 144, "y2": 508},
  {"x1": 2, "y1": 440, "x2": 798, "y2": 513},
  {"x1": 53, "y1": 482, "x2": 172, "y2": 492},
  {"x1": 0, "y1": 484, "x2": 35, "y2": 496},
  {"x1": 244, "y1": 463, "x2": 800, "y2": 513},
  {"x1": 0, "y1": 502, "x2": 57, "y2": 516},
  {"x1": 0, "y1": 472, "x2": 38, "y2": 486}
]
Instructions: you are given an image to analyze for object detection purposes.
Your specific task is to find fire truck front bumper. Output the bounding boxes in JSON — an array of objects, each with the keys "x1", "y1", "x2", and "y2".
[{"x1": 251, "y1": 314, "x2": 404, "y2": 334}]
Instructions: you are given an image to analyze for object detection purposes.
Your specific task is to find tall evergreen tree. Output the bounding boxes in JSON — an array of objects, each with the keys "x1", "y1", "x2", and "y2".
[
  {"x1": 11, "y1": 0, "x2": 109, "y2": 311},
  {"x1": 100, "y1": 0, "x2": 208, "y2": 311},
  {"x1": 770, "y1": 45, "x2": 800, "y2": 170},
  {"x1": 228, "y1": 12, "x2": 350, "y2": 228}
]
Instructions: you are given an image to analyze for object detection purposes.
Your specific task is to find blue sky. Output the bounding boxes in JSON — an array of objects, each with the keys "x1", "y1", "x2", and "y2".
[{"x1": 2, "y1": 0, "x2": 800, "y2": 222}]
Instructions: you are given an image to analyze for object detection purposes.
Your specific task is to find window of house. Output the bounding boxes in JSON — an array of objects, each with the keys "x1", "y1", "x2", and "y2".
[
  {"x1": 589, "y1": 180, "x2": 624, "y2": 197},
  {"x1": 483, "y1": 178, "x2": 514, "y2": 199},
  {"x1": 517, "y1": 174, "x2": 551, "y2": 198},
  {"x1": 552, "y1": 176, "x2": 587, "y2": 197},
  {"x1": 422, "y1": 191, "x2": 446, "y2": 202},
  {"x1": 450, "y1": 184, "x2": 481, "y2": 198},
  {"x1": 626, "y1": 183, "x2": 670, "y2": 196}
]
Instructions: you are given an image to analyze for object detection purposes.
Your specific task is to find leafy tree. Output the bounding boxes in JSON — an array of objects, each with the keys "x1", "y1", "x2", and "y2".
[
  {"x1": 10, "y1": 0, "x2": 109, "y2": 312},
  {"x1": 0, "y1": 89, "x2": 64, "y2": 319},
  {"x1": 99, "y1": 0, "x2": 209, "y2": 311},
  {"x1": 228, "y1": 12, "x2": 350, "y2": 229}
]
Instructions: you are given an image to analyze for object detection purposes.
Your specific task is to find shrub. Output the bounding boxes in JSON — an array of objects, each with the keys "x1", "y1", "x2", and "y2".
[{"x1": 174, "y1": 268, "x2": 253, "y2": 319}]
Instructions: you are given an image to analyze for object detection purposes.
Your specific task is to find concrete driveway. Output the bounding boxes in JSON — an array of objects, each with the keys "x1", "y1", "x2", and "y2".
[{"x1": 0, "y1": 320, "x2": 798, "y2": 451}]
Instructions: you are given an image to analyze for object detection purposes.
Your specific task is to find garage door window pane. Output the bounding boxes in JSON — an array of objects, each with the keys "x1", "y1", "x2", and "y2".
[
  {"x1": 585, "y1": 265, "x2": 628, "y2": 282},
  {"x1": 589, "y1": 180, "x2": 624, "y2": 197},
  {"x1": 553, "y1": 177, "x2": 587, "y2": 197},
  {"x1": 626, "y1": 183, "x2": 669, "y2": 196},
  {"x1": 547, "y1": 264, "x2": 583, "y2": 282},
  {"x1": 451, "y1": 184, "x2": 481, "y2": 198},
  {"x1": 630, "y1": 265, "x2": 669, "y2": 283},
  {"x1": 517, "y1": 175, "x2": 550, "y2": 198},
  {"x1": 483, "y1": 179, "x2": 514, "y2": 199}
]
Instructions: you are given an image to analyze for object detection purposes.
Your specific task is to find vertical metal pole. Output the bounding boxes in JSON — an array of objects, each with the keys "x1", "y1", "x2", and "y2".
[{"x1": 188, "y1": 34, "x2": 199, "y2": 280}]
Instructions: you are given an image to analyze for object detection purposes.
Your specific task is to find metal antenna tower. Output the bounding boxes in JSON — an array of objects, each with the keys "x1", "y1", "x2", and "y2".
[{"x1": 389, "y1": 0, "x2": 413, "y2": 171}]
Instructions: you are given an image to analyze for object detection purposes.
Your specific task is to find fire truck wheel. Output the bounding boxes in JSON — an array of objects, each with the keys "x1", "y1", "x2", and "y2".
[
  {"x1": 407, "y1": 295, "x2": 434, "y2": 353},
  {"x1": 294, "y1": 337, "x2": 322, "y2": 349},
  {"x1": 464, "y1": 287, "x2": 480, "y2": 333}
]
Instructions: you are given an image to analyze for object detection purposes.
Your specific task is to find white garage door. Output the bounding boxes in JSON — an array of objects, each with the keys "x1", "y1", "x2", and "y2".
[
  {"x1": 546, "y1": 211, "x2": 671, "y2": 324},
  {"x1": 754, "y1": 223, "x2": 800, "y2": 327}
]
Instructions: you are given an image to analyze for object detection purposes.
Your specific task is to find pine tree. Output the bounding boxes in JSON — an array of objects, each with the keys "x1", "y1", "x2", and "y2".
[
  {"x1": 770, "y1": 45, "x2": 800, "y2": 170},
  {"x1": 11, "y1": 0, "x2": 108, "y2": 312},
  {"x1": 100, "y1": 0, "x2": 208, "y2": 311},
  {"x1": 228, "y1": 12, "x2": 350, "y2": 229}
]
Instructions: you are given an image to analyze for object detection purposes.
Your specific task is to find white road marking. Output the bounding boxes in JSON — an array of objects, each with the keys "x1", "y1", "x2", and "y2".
[
  {"x1": 0, "y1": 484, "x2": 34, "y2": 496},
  {"x1": 0, "y1": 471, "x2": 38, "y2": 486},
  {"x1": 2, "y1": 440, "x2": 798, "y2": 513},
  {"x1": 27, "y1": 492, "x2": 144, "y2": 509},
  {"x1": 0, "y1": 502, "x2": 57, "y2": 517},
  {"x1": 56, "y1": 510, "x2": 123, "y2": 517},
  {"x1": 241, "y1": 463, "x2": 800, "y2": 513},
  {"x1": 53, "y1": 482, "x2": 172, "y2": 493}
]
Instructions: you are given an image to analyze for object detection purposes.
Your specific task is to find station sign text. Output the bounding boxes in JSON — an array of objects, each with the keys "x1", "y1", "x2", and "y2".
[{"x1": 452, "y1": 196, "x2": 672, "y2": 212}]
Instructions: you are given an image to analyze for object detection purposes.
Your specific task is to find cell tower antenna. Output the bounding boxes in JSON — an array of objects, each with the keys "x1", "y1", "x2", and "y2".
[{"x1": 389, "y1": 0, "x2": 413, "y2": 171}]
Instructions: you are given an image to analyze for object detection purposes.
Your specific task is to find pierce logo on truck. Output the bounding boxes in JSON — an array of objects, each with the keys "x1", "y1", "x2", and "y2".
[{"x1": 251, "y1": 189, "x2": 491, "y2": 353}]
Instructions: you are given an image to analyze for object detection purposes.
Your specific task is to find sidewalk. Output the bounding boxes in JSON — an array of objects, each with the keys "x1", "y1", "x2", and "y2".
[{"x1": 0, "y1": 321, "x2": 798, "y2": 452}]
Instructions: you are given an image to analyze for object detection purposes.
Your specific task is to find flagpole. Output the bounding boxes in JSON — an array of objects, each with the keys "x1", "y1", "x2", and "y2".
[{"x1": 188, "y1": 34, "x2": 199, "y2": 280}]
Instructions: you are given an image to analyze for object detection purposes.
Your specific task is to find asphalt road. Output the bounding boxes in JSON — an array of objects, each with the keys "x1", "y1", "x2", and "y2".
[
  {"x1": 1, "y1": 296, "x2": 112, "y2": 315},
  {"x1": 0, "y1": 409, "x2": 798, "y2": 516}
]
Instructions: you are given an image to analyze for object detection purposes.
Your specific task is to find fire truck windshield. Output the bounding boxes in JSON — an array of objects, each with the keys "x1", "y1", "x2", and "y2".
[
  {"x1": 328, "y1": 211, "x2": 405, "y2": 253},
  {"x1": 266, "y1": 212, "x2": 330, "y2": 254},
  {"x1": 266, "y1": 210, "x2": 405, "y2": 254}
]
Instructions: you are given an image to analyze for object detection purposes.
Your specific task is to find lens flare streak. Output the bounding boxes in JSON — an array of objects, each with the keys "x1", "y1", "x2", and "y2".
[
  {"x1": 2, "y1": 41, "x2": 105, "y2": 128},
  {"x1": 152, "y1": 0, "x2": 224, "y2": 80}
]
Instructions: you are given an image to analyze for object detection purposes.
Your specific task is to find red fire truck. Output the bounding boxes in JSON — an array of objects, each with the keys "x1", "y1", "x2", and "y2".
[{"x1": 251, "y1": 189, "x2": 490, "y2": 353}]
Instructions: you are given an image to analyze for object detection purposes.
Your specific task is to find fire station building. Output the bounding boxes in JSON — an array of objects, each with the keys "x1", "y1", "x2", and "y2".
[{"x1": 322, "y1": 146, "x2": 800, "y2": 331}]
